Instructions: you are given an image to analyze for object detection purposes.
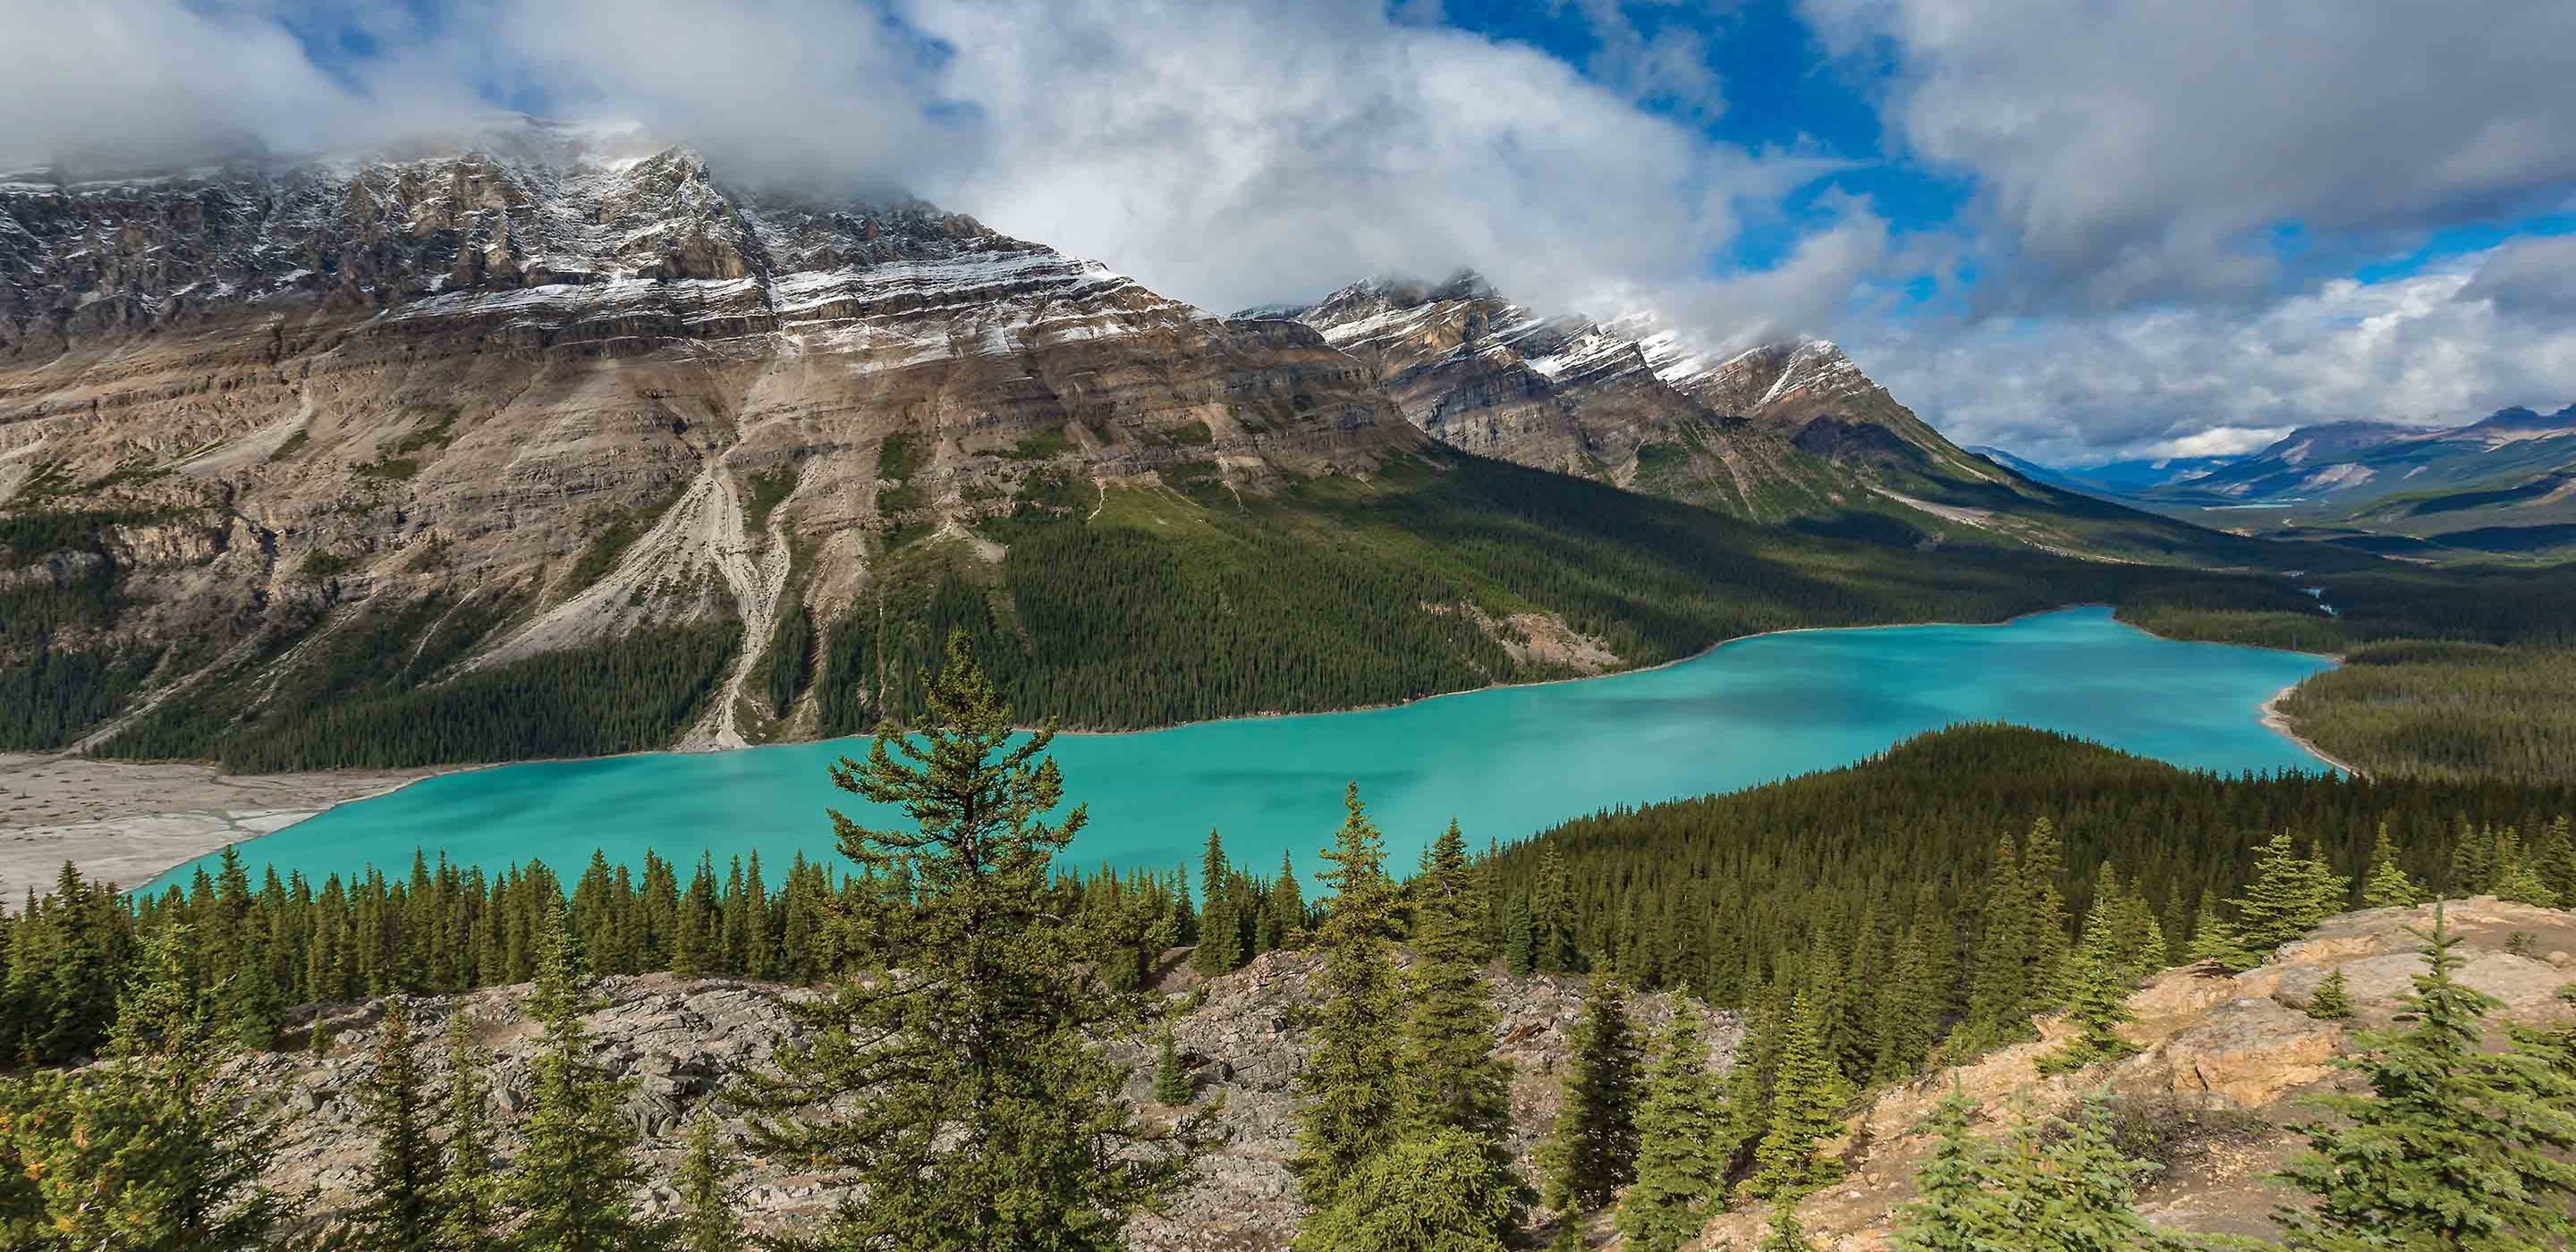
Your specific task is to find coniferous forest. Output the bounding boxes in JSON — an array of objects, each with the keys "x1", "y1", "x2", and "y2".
[{"x1": 6, "y1": 637, "x2": 2576, "y2": 1248}]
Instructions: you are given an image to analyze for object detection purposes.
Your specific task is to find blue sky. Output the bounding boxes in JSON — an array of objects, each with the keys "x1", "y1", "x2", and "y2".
[{"x1": 7, "y1": 0, "x2": 2574, "y2": 463}]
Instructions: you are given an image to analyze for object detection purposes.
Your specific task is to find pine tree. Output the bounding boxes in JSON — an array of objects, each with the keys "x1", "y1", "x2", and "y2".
[
  {"x1": 1953, "y1": 839, "x2": 2032, "y2": 1053},
  {"x1": 2038, "y1": 1093, "x2": 2167, "y2": 1252},
  {"x1": 1889, "y1": 1090, "x2": 2008, "y2": 1252},
  {"x1": 2277, "y1": 906, "x2": 2576, "y2": 1250},
  {"x1": 1616, "y1": 1001, "x2": 1731, "y2": 1252},
  {"x1": 1192, "y1": 831, "x2": 1241, "y2": 975},
  {"x1": 2016, "y1": 817, "x2": 2073, "y2": 1011},
  {"x1": 746, "y1": 633, "x2": 1190, "y2": 1251},
  {"x1": 1290, "y1": 1127, "x2": 1527, "y2": 1252},
  {"x1": 437, "y1": 1012, "x2": 505, "y2": 1252},
  {"x1": 0, "y1": 924, "x2": 280, "y2": 1248},
  {"x1": 1504, "y1": 892, "x2": 1537, "y2": 977},
  {"x1": 1265, "y1": 850, "x2": 1305, "y2": 952},
  {"x1": 1540, "y1": 969, "x2": 1643, "y2": 1213},
  {"x1": 1744, "y1": 994, "x2": 1849, "y2": 1202},
  {"x1": 674, "y1": 1111, "x2": 745, "y2": 1252},
  {"x1": 2307, "y1": 968, "x2": 2352, "y2": 1020},
  {"x1": 508, "y1": 909, "x2": 659, "y2": 1252},
  {"x1": 2038, "y1": 892, "x2": 2140, "y2": 1075},
  {"x1": 1760, "y1": 1204, "x2": 1817, "y2": 1252},
  {"x1": 2360, "y1": 825, "x2": 2420, "y2": 909},
  {"x1": 2207, "y1": 833, "x2": 2350, "y2": 971},
  {"x1": 1400, "y1": 818, "x2": 1510, "y2": 1141},
  {"x1": 354, "y1": 997, "x2": 445, "y2": 1252},
  {"x1": 1292, "y1": 783, "x2": 1407, "y2": 1205},
  {"x1": 1153, "y1": 1028, "x2": 1192, "y2": 1105}
]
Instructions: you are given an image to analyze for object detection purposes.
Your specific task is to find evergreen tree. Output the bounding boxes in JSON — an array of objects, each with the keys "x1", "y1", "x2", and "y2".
[
  {"x1": 1400, "y1": 818, "x2": 1510, "y2": 1140},
  {"x1": 1292, "y1": 783, "x2": 1407, "y2": 1205},
  {"x1": 1953, "y1": 839, "x2": 2032, "y2": 1053},
  {"x1": 1153, "y1": 1028, "x2": 1192, "y2": 1105},
  {"x1": 2307, "y1": 968, "x2": 2352, "y2": 1021},
  {"x1": 2199, "y1": 833, "x2": 2350, "y2": 972},
  {"x1": 1760, "y1": 1204, "x2": 1817, "y2": 1252},
  {"x1": 0, "y1": 924, "x2": 280, "y2": 1249},
  {"x1": 1744, "y1": 994, "x2": 1849, "y2": 1202},
  {"x1": 2360, "y1": 825, "x2": 2420, "y2": 909},
  {"x1": 2037, "y1": 1093, "x2": 2167, "y2": 1252},
  {"x1": 1192, "y1": 831, "x2": 1241, "y2": 976},
  {"x1": 2038, "y1": 893, "x2": 2140, "y2": 1075},
  {"x1": 2016, "y1": 817, "x2": 2073, "y2": 1011},
  {"x1": 437, "y1": 1012, "x2": 505, "y2": 1252},
  {"x1": 1890, "y1": 1090, "x2": 2009, "y2": 1252},
  {"x1": 1540, "y1": 969, "x2": 1643, "y2": 1213},
  {"x1": 1290, "y1": 1127, "x2": 1526, "y2": 1252},
  {"x1": 354, "y1": 997, "x2": 445, "y2": 1252},
  {"x1": 1616, "y1": 1001, "x2": 1730, "y2": 1252},
  {"x1": 674, "y1": 1111, "x2": 745, "y2": 1252},
  {"x1": 1504, "y1": 892, "x2": 1537, "y2": 977},
  {"x1": 2277, "y1": 906, "x2": 2576, "y2": 1250},
  {"x1": 747, "y1": 633, "x2": 1190, "y2": 1251},
  {"x1": 508, "y1": 909, "x2": 659, "y2": 1252},
  {"x1": 1265, "y1": 850, "x2": 1305, "y2": 952}
]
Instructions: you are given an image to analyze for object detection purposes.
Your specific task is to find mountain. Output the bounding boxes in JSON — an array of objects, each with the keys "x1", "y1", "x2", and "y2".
[
  {"x1": 2106, "y1": 404, "x2": 2576, "y2": 559},
  {"x1": 2134, "y1": 409, "x2": 2576, "y2": 509},
  {"x1": 1284, "y1": 273, "x2": 2300, "y2": 563},
  {"x1": 0, "y1": 128, "x2": 2330, "y2": 766}
]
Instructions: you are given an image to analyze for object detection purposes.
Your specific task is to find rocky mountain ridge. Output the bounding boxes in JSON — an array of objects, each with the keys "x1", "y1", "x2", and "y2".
[
  {"x1": 1278, "y1": 272, "x2": 2266, "y2": 564},
  {"x1": 0, "y1": 124, "x2": 1425, "y2": 753}
]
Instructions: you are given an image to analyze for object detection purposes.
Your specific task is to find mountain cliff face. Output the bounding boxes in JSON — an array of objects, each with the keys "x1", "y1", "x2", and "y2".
[
  {"x1": 1284, "y1": 273, "x2": 2276, "y2": 563},
  {"x1": 1284, "y1": 274, "x2": 1995, "y2": 520},
  {"x1": 0, "y1": 124, "x2": 1429, "y2": 755}
]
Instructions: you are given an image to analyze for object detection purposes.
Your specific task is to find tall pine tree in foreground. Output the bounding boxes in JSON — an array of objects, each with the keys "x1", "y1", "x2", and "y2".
[
  {"x1": 1300, "y1": 814, "x2": 1524, "y2": 1252},
  {"x1": 437, "y1": 1011, "x2": 504, "y2": 1252},
  {"x1": 1540, "y1": 969, "x2": 1642, "y2": 1213},
  {"x1": 1744, "y1": 993, "x2": 1850, "y2": 1202},
  {"x1": 353, "y1": 997, "x2": 443, "y2": 1252},
  {"x1": 1399, "y1": 818, "x2": 1510, "y2": 1140},
  {"x1": 1617, "y1": 1000, "x2": 1731, "y2": 1252},
  {"x1": 1192, "y1": 831, "x2": 1241, "y2": 976},
  {"x1": 510, "y1": 909, "x2": 660, "y2": 1252},
  {"x1": 2276, "y1": 906, "x2": 2576, "y2": 1250},
  {"x1": 749, "y1": 633, "x2": 1190, "y2": 1252},
  {"x1": 1890, "y1": 1090, "x2": 2007, "y2": 1252},
  {"x1": 675, "y1": 1111, "x2": 746, "y2": 1252},
  {"x1": 0, "y1": 924, "x2": 280, "y2": 1249},
  {"x1": 2038, "y1": 892, "x2": 2141, "y2": 1076},
  {"x1": 1292, "y1": 783, "x2": 1407, "y2": 1206}
]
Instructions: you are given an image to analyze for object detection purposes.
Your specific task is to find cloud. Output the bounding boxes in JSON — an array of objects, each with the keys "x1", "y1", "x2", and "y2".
[
  {"x1": 909, "y1": 0, "x2": 1839, "y2": 321},
  {"x1": 1803, "y1": 0, "x2": 2576, "y2": 313},
  {"x1": 1845, "y1": 241, "x2": 2576, "y2": 464}
]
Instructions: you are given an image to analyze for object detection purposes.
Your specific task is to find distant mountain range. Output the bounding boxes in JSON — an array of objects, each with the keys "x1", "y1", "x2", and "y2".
[{"x1": 1985, "y1": 403, "x2": 2576, "y2": 559}]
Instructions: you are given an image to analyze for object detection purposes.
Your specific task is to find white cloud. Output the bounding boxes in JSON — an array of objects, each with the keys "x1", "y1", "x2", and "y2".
[
  {"x1": 1803, "y1": 0, "x2": 2576, "y2": 313},
  {"x1": 1848, "y1": 241, "x2": 2576, "y2": 464}
]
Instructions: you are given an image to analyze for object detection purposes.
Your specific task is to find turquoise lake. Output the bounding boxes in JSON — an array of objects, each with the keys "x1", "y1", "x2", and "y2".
[{"x1": 145, "y1": 607, "x2": 2337, "y2": 893}]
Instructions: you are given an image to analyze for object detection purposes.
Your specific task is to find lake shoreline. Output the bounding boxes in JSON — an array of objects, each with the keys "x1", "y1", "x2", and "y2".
[{"x1": 82, "y1": 604, "x2": 2341, "y2": 893}]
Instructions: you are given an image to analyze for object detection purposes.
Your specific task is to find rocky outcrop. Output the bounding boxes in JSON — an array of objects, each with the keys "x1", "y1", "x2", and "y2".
[
  {"x1": 236, "y1": 951, "x2": 1734, "y2": 1249},
  {"x1": 1720, "y1": 897, "x2": 2576, "y2": 1251}
]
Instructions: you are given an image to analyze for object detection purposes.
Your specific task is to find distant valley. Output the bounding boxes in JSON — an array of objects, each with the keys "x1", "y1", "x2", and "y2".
[{"x1": 1987, "y1": 403, "x2": 2576, "y2": 562}]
